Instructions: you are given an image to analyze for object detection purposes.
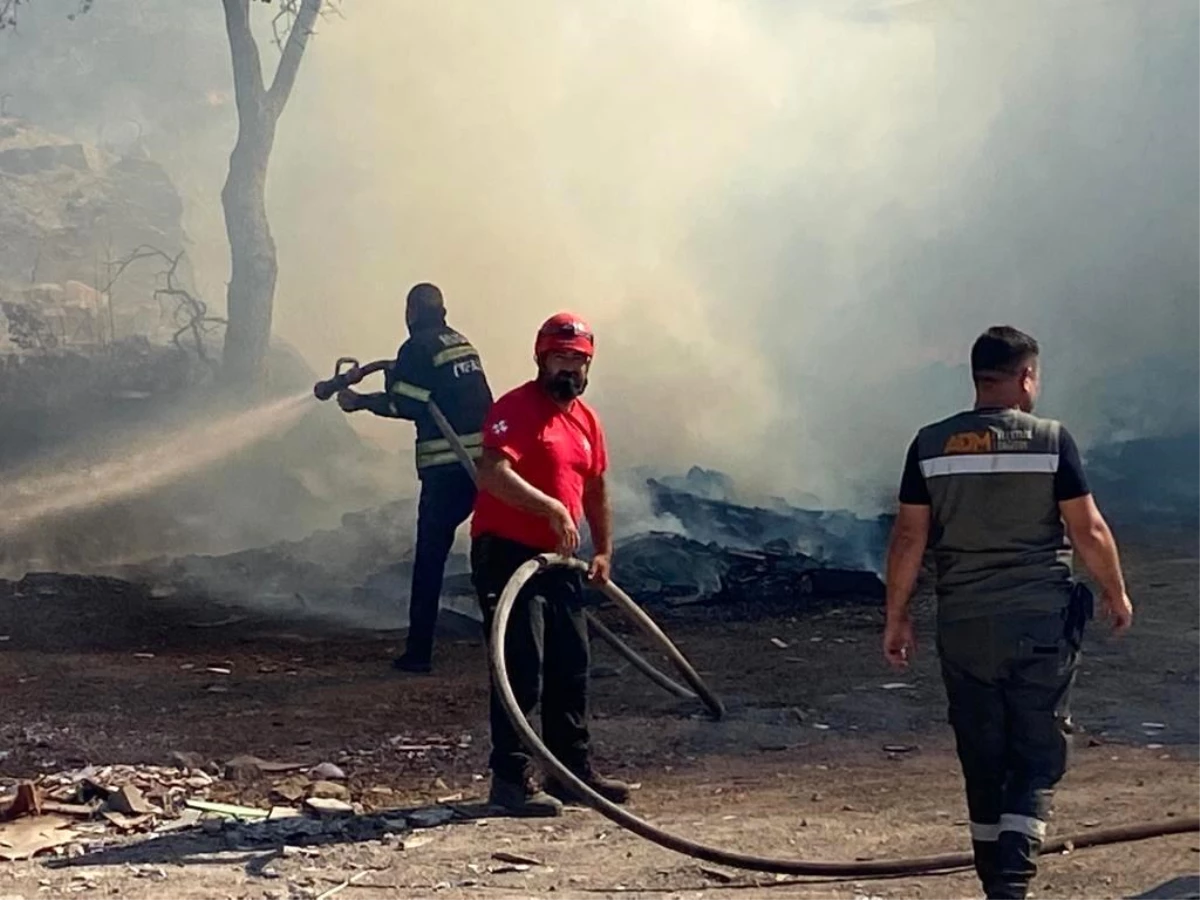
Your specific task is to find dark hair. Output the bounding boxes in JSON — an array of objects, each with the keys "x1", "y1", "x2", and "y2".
[
  {"x1": 970, "y1": 325, "x2": 1039, "y2": 382},
  {"x1": 406, "y1": 282, "x2": 443, "y2": 310},
  {"x1": 406, "y1": 282, "x2": 445, "y2": 324}
]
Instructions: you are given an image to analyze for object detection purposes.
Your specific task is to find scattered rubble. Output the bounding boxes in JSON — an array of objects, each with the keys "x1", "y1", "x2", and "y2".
[
  {"x1": 0, "y1": 813, "x2": 78, "y2": 861},
  {"x1": 0, "y1": 732, "x2": 497, "y2": 862},
  {"x1": 492, "y1": 850, "x2": 543, "y2": 867},
  {"x1": 224, "y1": 755, "x2": 306, "y2": 782},
  {"x1": 304, "y1": 797, "x2": 354, "y2": 817},
  {"x1": 308, "y1": 781, "x2": 351, "y2": 802},
  {"x1": 310, "y1": 762, "x2": 347, "y2": 781}
]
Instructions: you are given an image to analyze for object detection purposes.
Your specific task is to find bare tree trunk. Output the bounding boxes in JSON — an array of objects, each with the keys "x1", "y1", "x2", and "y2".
[
  {"x1": 218, "y1": 0, "x2": 321, "y2": 387},
  {"x1": 221, "y1": 122, "x2": 277, "y2": 386}
]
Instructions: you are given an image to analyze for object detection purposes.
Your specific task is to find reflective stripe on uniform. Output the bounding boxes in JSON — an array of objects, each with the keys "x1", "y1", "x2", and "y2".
[
  {"x1": 391, "y1": 381, "x2": 431, "y2": 402},
  {"x1": 415, "y1": 432, "x2": 484, "y2": 455},
  {"x1": 999, "y1": 813, "x2": 1048, "y2": 840},
  {"x1": 919, "y1": 453, "x2": 1059, "y2": 478},
  {"x1": 969, "y1": 821, "x2": 1001, "y2": 842},
  {"x1": 416, "y1": 445, "x2": 484, "y2": 468},
  {"x1": 432, "y1": 344, "x2": 478, "y2": 367}
]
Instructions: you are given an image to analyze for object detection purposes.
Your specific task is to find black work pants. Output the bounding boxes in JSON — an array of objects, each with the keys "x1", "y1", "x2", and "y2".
[
  {"x1": 471, "y1": 534, "x2": 591, "y2": 784},
  {"x1": 937, "y1": 607, "x2": 1081, "y2": 900},
  {"x1": 406, "y1": 465, "x2": 477, "y2": 664}
]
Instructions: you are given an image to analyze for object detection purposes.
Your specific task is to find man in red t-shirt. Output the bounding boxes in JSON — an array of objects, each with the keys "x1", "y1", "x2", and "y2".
[{"x1": 471, "y1": 312, "x2": 631, "y2": 817}]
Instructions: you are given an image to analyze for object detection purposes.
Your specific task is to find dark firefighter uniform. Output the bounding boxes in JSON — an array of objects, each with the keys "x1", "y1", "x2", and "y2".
[
  {"x1": 356, "y1": 321, "x2": 493, "y2": 670},
  {"x1": 899, "y1": 408, "x2": 1093, "y2": 899}
]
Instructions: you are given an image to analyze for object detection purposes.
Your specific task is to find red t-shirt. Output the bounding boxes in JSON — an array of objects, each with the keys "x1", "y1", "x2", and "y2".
[{"x1": 471, "y1": 380, "x2": 608, "y2": 551}]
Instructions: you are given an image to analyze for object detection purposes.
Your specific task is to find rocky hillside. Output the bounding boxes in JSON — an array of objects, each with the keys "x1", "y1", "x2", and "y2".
[
  {"x1": 0, "y1": 118, "x2": 397, "y2": 574},
  {"x1": 0, "y1": 116, "x2": 192, "y2": 349}
]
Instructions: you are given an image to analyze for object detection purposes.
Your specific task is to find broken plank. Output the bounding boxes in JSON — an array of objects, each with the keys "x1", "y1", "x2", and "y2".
[{"x1": 184, "y1": 799, "x2": 269, "y2": 819}]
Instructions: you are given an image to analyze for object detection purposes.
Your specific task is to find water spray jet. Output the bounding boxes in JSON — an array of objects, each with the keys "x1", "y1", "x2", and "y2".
[{"x1": 0, "y1": 392, "x2": 313, "y2": 538}]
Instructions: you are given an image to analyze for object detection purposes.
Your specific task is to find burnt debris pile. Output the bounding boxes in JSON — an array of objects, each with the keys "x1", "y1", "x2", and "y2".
[
  {"x1": 3, "y1": 467, "x2": 892, "y2": 643},
  {"x1": 119, "y1": 468, "x2": 889, "y2": 633},
  {"x1": 1086, "y1": 432, "x2": 1200, "y2": 527},
  {"x1": 149, "y1": 467, "x2": 891, "y2": 625},
  {"x1": 610, "y1": 468, "x2": 888, "y2": 611}
]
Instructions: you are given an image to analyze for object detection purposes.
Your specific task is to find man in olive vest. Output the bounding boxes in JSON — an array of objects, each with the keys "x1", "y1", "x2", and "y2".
[{"x1": 882, "y1": 326, "x2": 1134, "y2": 900}]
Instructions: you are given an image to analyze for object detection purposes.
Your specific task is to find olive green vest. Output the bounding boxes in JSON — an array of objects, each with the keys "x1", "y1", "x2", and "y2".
[{"x1": 914, "y1": 408, "x2": 1074, "y2": 622}]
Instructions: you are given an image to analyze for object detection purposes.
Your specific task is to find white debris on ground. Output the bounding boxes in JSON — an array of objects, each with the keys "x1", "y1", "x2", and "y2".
[{"x1": 0, "y1": 737, "x2": 484, "y2": 863}]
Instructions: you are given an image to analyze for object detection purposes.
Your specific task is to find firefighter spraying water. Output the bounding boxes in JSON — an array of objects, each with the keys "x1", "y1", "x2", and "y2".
[{"x1": 317, "y1": 283, "x2": 493, "y2": 674}]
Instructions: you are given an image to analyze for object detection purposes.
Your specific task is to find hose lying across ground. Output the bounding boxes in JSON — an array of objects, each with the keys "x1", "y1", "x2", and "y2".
[
  {"x1": 490, "y1": 553, "x2": 1200, "y2": 878},
  {"x1": 426, "y1": 419, "x2": 1198, "y2": 875}
]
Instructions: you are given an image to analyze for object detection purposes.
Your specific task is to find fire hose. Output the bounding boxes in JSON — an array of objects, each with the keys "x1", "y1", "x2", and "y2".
[
  {"x1": 317, "y1": 358, "x2": 1198, "y2": 876},
  {"x1": 313, "y1": 357, "x2": 722, "y2": 717},
  {"x1": 492, "y1": 559, "x2": 1198, "y2": 878}
]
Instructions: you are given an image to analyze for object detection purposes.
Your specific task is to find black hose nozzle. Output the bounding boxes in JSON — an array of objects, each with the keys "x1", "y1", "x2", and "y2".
[{"x1": 313, "y1": 357, "x2": 363, "y2": 401}]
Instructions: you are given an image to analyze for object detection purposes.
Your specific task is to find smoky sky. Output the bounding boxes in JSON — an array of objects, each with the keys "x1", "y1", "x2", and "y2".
[
  {"x1": 2, "y1": 0, "x2": 1196, "y2": 511},
  {"x1": 689, "y1": 0, "x2": 1200, "y2": 506}
]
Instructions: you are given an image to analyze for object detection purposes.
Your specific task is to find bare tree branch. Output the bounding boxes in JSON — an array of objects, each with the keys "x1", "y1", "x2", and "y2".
[
  {"x1": 99, "y1": 245, "x2": 168, "y2": 297},
  {"x1": 151, "y1": 251, "x2": 226, "y2": 371},
  {"x1": 1, "y1": 0, "x2": 93, "y2": 32},
  {"x1": 28, "y1": 242, "x2": 41, "y2": 283},
  {"x1": 266, "y1": 0, "x2": 322, "y2": 116},
  {"x1": 103, "y1": 246, "x2": 226, "y2": 372},
  {"x1": 270, "y1": 0, "x2": 295, "y2": 50},
  {"x1": 158, "y1": 285, "x2": 226, "y2": 368},
  {"x1": 0, "y1": 0, "x2": 20, "y2": 33},
  {"x1": 222, "y1": 0, "x2": 268, "y2": 120},
  {"x1": 2, "y1": 0, "x2": 344, "y2": 384}
]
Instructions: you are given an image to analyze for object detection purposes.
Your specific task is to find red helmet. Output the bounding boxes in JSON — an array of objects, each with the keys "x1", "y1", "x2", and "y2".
[{"x1": 535, "y1": 312, "x2": 594, "y2": 359}]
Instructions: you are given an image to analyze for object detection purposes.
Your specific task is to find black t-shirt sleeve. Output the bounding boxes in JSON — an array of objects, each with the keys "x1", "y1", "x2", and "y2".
[
  {"x1": 898, "y1": 438, "x2": 931, "y2": 505},
  {"x1": 1054, "y1": 426, "x2": 1090, "y2": 501}
]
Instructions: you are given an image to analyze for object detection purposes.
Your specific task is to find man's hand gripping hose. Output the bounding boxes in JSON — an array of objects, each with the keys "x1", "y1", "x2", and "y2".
[
  {"x1": 313, "y1": 367, "x2": 727, "y2": 716},
  {"x1": 491, "y1": 553, "x2": 1199, "y2": 879}
]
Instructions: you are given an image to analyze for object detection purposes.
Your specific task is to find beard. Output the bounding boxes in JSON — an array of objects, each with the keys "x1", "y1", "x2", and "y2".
[{"x1": 541, "y1": 368, "x2": 587, "y2": 402}]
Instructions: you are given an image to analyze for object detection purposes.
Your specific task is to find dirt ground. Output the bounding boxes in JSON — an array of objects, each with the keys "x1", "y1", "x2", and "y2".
[{"x1": 0, "y1": 527, "x2": 1197, "y2": 899}]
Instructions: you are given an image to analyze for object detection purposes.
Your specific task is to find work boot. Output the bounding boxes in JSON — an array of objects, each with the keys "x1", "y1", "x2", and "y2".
[
  {"x1": 392, "y1": 653, "x2": 432, "y2": 674},
  {"x1": 991, "y1": 831, "x2": 1040, "y2": 899},
  {"x1": 487, "y1": 774, "x2": 563, "y2": 818},
  {"x1": 544, "y1": 765, "x2": 631, "y2": 806},
  {"x1": 971, "y1": 840, "x2": 1000, "y2": 898}
]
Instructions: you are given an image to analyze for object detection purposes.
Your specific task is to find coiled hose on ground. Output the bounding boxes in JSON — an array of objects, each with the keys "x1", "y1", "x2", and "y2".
[{"x1": 490, "y1": 553, "x2": 1200, "y2": 878}]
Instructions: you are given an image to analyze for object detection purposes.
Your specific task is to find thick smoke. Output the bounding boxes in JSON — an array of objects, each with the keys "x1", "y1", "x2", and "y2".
[{"x1": 2, "y1": 0, "x2": 1196, "y2": 512}]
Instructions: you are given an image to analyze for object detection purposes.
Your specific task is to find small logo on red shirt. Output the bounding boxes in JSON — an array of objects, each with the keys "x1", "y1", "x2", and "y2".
[{"x1": 491, "y1": 420, "x2": 508, "y2": 435}]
